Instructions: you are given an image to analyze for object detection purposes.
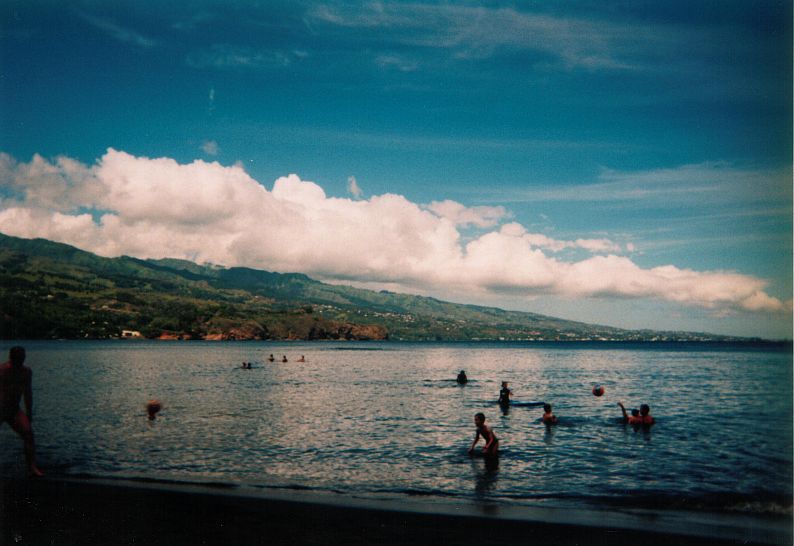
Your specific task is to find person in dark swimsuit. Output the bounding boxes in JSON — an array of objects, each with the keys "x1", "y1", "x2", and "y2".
[
  {"x1": 498, "y1": 381, "x2": 512, "y2": 406},
  {"x1": 456, "y1": 370, "x2": 468, "y2": 384},
  {"x1": 0, "y1": 346, "x2": 43, "y2": 476},
  {"x1": 469, "y1": 412, "x2": 499, "y2": 456}
]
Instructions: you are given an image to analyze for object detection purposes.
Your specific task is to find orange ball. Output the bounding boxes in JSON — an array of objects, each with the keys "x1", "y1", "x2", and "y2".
[{"x1": 592, "y1": 385, "x2": 605, "y2": 397}]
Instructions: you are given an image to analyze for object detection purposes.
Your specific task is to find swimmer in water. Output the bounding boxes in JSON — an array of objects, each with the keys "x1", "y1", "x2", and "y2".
[
  {"x1": 268, "y1": 354, "x2": 275, "y2": 362},
  {"x1": 281, "y1": 355, "x2": 288, "y2": 363},
  {"x1": 469, "y1": 412, "x2": 499, "y2": 456},
  {"x1": 456, "y1": 370, "x2": 468, "y2": 384},
  {"x1": 639, "y1": 404, "x2": 654, "y2": 426},
  {"x1": 0, "y1": 347, "x2": 43, "y2": 477},
  {"x1": 498, "y1": 381, "x2": 512, "y2": 406},
  {"x1": 617, "y1": 402, "x2": 644, "y2": 425},
  {"x1": 146, "y1": 399, "x2": 162, "y2": 420},
  {"x1": 542, "y1": 403, "x2": 558, "y2": 425},
  {"x1": 297, "y1": 355, "x2": 306, "y2": 362}
]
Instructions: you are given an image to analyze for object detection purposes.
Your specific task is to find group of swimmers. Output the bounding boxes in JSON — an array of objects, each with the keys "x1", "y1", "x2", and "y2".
[
  {"x1": 1, "y1": 346, "x2": 655, "y2": 476},
  {"x1": 463, "y1": 374, "x2": 655, "y2": 458},
  {"x1": 241, "y1": 355, "x2": 307, "y2": 368}
]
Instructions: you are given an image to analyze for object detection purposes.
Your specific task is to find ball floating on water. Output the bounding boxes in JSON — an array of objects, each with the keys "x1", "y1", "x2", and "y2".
[
  {"x1": 592, "y1": 385, "x2": 605, "y2": 397},
  {"x1": 146, "y1": 399, "x2": 162, "y2": 419}
]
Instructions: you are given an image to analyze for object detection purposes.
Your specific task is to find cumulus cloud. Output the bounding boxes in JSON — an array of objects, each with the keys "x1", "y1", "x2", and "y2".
[
  {"x1": 347, "y1": 176, "x2": 363, "y2": 198},
  {"x1": 0, "y1": 150, "x2": 786, "y2": 315},
  {"x1": 426, "y1": 200, "x2": 507, "y2": 228}
]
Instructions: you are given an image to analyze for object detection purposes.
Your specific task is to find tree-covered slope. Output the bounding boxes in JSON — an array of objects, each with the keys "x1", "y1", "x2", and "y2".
[{"x1": 0, "y1": 233, "x2": 737, "y2": 341}]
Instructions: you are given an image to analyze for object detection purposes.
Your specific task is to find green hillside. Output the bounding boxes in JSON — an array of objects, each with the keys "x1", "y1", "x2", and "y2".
[{"x1": 0, "y1": 233, "x2": 738, "y2": 341}]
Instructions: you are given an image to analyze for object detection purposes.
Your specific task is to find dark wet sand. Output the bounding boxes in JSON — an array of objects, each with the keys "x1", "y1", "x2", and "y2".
[{"x1": 1, "y1": 477, "x2": 790, "y2": 545}]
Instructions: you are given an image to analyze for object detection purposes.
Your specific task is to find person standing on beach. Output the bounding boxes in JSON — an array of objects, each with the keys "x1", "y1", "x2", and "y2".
[
  {"x1": 469, "y1": 413, "x2": 499, "y2": 456},
  {"x1": 0, "y1": 346, "x2": 43, "y2": 476}
]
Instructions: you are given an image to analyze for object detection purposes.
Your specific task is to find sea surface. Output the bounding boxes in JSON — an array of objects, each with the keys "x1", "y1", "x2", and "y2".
[{"x1": 1, "y1": 340, "x2": 791, "y2": 516}]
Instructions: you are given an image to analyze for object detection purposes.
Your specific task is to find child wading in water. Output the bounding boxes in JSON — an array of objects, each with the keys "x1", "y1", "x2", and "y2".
[
  {"x1": 542, "y1": 403, "x2": 558, "y2": 425},
  {"x1": 497, "y1": 381, "x2": 512, "y2": 406},
  {"x1": 469, "y1": 412, "x2": 499, "y2": 456}
]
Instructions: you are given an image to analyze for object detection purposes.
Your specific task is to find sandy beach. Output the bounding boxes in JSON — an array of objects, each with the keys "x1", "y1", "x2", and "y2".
[{"x1": 1, "y1": 476, "x2": 789, "y2": 546}]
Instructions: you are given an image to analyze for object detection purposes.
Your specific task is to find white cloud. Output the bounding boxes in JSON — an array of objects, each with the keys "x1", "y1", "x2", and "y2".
[
  {"x1": 347, "y1": 176, "x2": 363, "y2": 198},
  {"x1": 426, "y1": 200, "x2": 507, "y2": 228},
  {"x1": 187, "y1": 45, "x2": 292, "y2": 69},
  {"x1": 307, "y1": 4, "x2": 656, "y2": 71},
  {"x1": 489, "y1": 224, "x2": 622, "y2": 254},
  {"x1": 0, "y1": 150, "x2": 786, "y2": 315},
  {"x1": 80, "y1": 14, "x2": 157, "y2": 48},
  {"x1": 202, "y1": 140, "x2": 219, "y2": 156},
  {"x1": 504, "y1": 163, "x2": 791, "y2": 207},
  {"x1": 375, "y1": 55, "x2": 419, "y2": 72}
]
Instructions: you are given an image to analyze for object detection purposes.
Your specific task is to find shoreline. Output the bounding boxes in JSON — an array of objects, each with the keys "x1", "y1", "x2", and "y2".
[
  {"x1": 2, "y1": 476, "x2": 790, "y2": 545},
  {"x1": 7, "y1": 339, "x2": 791, "y2": 345}
]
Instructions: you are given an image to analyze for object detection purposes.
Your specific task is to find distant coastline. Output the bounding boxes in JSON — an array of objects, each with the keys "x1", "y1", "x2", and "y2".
[{"x1": 1, "y1": 233, "x2": 786, "y2": 343}]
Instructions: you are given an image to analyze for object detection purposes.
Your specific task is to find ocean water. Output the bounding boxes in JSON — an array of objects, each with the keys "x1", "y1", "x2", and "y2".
[{"x1": 0, "y1": 340, "x2": 791, "y2": 515}]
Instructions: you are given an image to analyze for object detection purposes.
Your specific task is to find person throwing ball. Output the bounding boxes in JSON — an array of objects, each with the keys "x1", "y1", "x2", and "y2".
[{"x1": 469, "y1": 412, "x2": 499, "y2": 456}]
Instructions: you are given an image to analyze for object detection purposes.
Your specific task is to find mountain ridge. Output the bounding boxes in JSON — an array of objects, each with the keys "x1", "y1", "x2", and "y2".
[{"x1": 0, "y1": 233, "x2": 761, "y2": 342}]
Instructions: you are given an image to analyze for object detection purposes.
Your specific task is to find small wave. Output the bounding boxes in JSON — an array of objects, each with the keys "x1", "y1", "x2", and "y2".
[
  {"x1": 371, "y1": 486, "x2": 460, "y2": 499},
  {"x1": 57, "y1": 472, "x2": 240, "y2": 490},
  {"x1": 581, "y1": 490, "x2": 793, "y2": 516}
]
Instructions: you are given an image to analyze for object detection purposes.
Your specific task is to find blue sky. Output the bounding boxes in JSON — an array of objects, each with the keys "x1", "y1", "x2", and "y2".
[{"x1": 0, "y1": 1, "x2": 791, "y2": 338}]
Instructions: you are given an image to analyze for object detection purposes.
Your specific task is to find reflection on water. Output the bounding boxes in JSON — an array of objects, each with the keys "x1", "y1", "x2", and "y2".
[
  {"x1": 472, "y1": 455, "x2": 499, "y2": 498},
  {"x1": 0, "y1": 341, "x2": 790, "y2": 513}
]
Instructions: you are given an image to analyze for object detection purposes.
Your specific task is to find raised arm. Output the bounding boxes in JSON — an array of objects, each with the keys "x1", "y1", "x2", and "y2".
[{"x1": 617, "y1": 402, "x2": 628, "y2": 423}]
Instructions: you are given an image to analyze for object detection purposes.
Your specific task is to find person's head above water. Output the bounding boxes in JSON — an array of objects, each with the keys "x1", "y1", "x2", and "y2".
[
  {"x1": 146, "y1": 399, "x2": 162, "y2": 420},
  {"x1": 9, "y1": 346, "x2": 25, "y2": 367},
  {"x1": 631, "y1": 408, "x2": 640, "y2": 417},
  {"x1": 543, "y1": 403, "x2": 552, "y2": 413},
  {"x1": 459, "y1": 370, "x2": 465, "y2": 374},
  {"x1": 474, "y1": 412, "x2": 486, "y2": 425},
  {"x1": 501, "y1": 381, "x2": 508, "y2": 388},
  {"x1": 640, "y1": 404, "x2": 650, "y2": 416}
]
